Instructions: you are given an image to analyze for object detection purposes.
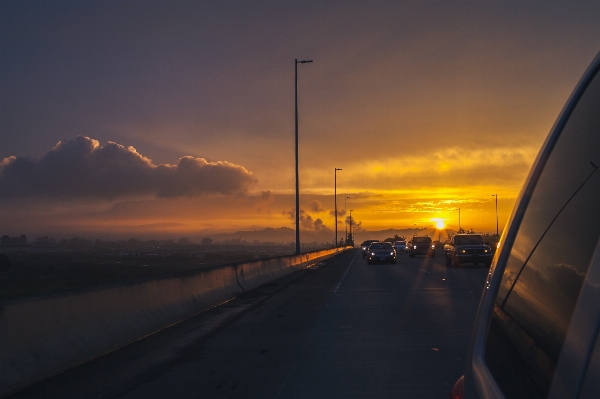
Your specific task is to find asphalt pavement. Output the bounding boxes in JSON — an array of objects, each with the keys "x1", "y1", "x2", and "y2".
[{"x1": 8, "y1": 248, "x2": 489, "y2": 399}]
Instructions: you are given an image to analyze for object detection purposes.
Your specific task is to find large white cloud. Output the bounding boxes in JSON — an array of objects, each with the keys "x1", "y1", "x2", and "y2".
[{"x1": 0, "y1": 136, "x2": 256, "y2": 199}]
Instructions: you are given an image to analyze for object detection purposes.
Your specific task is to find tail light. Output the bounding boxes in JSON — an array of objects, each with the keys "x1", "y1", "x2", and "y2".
[{"x1": 449, "y1": 375, "x2": 464, "y2": 399}]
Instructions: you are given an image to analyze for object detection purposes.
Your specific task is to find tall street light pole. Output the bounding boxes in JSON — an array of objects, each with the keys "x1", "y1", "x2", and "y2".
[
  {"x1": 295, "y1": 58, "x2": 313, "y2": 255},
  {"x1": 457, "y1": 208, "x2": 461, "y2": 230},
  {"x1": 492, "y1": 194, "x2": 498, "y2": 237},
  {"x1": 334, "y1": 168, "x2": 342, "y2": 247}
]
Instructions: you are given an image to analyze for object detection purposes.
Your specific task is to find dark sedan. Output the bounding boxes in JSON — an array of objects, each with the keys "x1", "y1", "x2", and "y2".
[
  {"x1": 360, "y1": 239, "x2": 380, "y2": 258},
  {"x1": 367, "y1": 242, "x2": 396, "y2": 264}
]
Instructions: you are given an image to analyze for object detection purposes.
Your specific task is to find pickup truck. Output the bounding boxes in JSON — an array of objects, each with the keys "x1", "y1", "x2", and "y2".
[{"x1": 444, "y1": 234, "x2": 492, "y2": 268}]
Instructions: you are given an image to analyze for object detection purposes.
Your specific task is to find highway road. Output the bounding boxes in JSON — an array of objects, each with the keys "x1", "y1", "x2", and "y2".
[{"x1": 9, "y1": 248, "x2": 489, "y2": 399}]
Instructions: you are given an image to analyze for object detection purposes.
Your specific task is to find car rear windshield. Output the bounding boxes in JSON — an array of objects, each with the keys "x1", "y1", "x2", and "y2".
[
  {"x1": 370, "y1": 243, "x2": 392, "y2": 249},
  {"x1": 394, "y1": 241, "x2": 406, "y2": 245},
  {"x1": 453, "y1": 235, "x2": 484, "y2": 245},
  {"x1": 484, "y1": 68, "x2": 600, "y2": 398},
  {"x1": 412, "y1": 237, "x2": 431, "y2": 243}
]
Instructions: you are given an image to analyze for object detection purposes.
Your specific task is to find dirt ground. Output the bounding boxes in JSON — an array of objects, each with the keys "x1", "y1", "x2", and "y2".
[{"x1": 0, "y1": 251, "x2": 272, "y2": 302}]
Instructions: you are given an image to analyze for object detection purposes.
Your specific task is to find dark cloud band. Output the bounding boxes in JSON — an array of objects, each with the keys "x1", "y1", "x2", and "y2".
[{"x1": 0, "y1": 136, "x2": 256, "y2": 199}]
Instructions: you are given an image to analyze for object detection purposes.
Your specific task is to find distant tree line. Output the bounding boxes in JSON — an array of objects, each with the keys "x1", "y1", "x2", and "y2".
[
  {"x1": 0, "y1": 235, "x2": 309, "y2": 251},
  {"x1": 0, "y1": 234, "x2": 27, "y2": 244}
]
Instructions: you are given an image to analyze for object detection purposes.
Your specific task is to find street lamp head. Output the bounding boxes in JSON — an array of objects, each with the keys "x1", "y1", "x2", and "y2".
[
  {"x1": 298, "y1": 60, "x2": 313, "y2": 63},
  {"x1": 335, "y1": 168, "x2": 342, "y2": 171}
]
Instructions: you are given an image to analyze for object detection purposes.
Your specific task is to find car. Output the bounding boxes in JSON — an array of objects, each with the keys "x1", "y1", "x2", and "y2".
[
  {"x1": 366, "y1": 241, "x2": 396, "y2": 264},
  {"x1": 444, "y1": 234, "x2": 492, "y2": 268},
  {"x1": 392, "y1": 240, "x2": 407, "y2": 253},
  {"x1": 407, "y1": 235, "x2": 435, "y2": 258},
  {"x1": 451, "y1": 51, "x2": 600, "y2": 399},
  {"x1": 360, "y1": 239, "x2": 380, "y2": 258}
]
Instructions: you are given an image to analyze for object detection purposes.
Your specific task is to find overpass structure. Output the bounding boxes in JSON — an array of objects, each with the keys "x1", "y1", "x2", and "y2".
[{"x1": 2, "y1": 248, "x2": 488, "y2": 398}]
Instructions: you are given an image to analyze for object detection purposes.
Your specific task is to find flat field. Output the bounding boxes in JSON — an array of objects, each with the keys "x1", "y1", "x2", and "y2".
[{"x1": 0, "y1": 251, "x2": 277, "y2": 302}]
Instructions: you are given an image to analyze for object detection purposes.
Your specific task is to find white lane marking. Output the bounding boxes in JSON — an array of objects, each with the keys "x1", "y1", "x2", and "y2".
[
  {"x1": 419, "y1": 269, "x2": 431, "y2": 274},
  {"x1": 334, "y1": 250, "x2": 358, "y2": 293}
]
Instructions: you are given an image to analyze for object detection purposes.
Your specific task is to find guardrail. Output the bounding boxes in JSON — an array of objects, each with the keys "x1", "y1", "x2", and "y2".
[{"x1": 0, "y1": 247, "x2": 349, "y2": 396}]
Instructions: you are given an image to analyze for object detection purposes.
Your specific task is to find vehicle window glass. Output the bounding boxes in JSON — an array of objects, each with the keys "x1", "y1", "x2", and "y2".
[
  {"x1": 413, "y1": 237, "x2": 430, "y2": 243},
  {"x1": 371, "y1": 243, "x2": 391, "y2": 249},
  {"x1": 454, "y1": 236, "x2": 483, "y2": 245},
  {"x1": 484, "y1": 70, "x2": 600, "y2": 398}
]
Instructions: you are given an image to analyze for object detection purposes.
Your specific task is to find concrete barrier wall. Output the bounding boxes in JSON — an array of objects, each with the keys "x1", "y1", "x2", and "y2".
[
  {"x1": 0, "y1": 247, "x2": 346, "y2": 396},
  {"x1": 237, "y1": 248, "x2": 343, "y2": 291}
]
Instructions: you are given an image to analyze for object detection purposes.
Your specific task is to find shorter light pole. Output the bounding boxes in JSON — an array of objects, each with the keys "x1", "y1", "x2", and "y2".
[
  {"x1": 492, "y1": 194, "x2": 498, "y2": 237},
  {"x1": 334, "y1": 168, "x2": 342, "y2": 247},
  {"x1": 349, "y1": 209, "x2": 354, "y2": 245},
  {"x1": 345, "y1": 196, "x2": 350, "y2": 241}
]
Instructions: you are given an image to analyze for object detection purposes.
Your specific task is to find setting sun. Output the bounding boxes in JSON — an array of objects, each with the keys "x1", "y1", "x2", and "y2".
[{"x1": 434, "y1": 219, "x2": 445, "y2": 230}]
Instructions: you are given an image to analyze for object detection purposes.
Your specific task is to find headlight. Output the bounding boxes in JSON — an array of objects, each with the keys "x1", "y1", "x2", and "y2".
[
  {"x1": 431, "y1": 244, "x2": 435, "y2": 249},
  {"x1": 390, "y1": 252, "x2": 394, "y2": 256},
  {"x1": 484, "y1": 249, "x2": 489, "y2": 253},
  {"x1": 461, "y1": 249, "x2": 466, "y2": 254},
  {"x1": 413, "y1": 245, "x2": 417, "y2": 249},
  {"x1": 370, "y1": 252, "x2": 375, "y2": 256}
]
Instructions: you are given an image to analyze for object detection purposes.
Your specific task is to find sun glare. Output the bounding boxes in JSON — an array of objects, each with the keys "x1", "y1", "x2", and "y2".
[{"x1": 434, "y1": 219, "x2": 445, "y2": 229}]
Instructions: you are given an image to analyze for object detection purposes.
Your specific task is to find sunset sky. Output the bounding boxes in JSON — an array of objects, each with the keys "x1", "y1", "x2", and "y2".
[{"x1": 2, "y1": 1, "x2": 600, "y2": 242}]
